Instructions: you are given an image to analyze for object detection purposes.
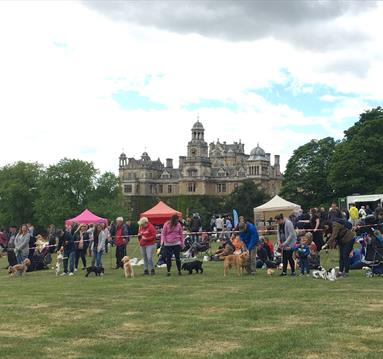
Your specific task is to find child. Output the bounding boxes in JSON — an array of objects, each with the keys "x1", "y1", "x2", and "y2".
[{"x1": 294, "y1": 236, "x2": 310, "y2": 276}]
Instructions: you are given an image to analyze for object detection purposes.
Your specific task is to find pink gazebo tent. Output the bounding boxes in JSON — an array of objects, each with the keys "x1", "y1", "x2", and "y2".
[
  {"x1": 65, "y1": 209, "x2": 108, "y2": 226},
  {"x1": 140, "y1": 201, "x2": 182, "y2": 225}
]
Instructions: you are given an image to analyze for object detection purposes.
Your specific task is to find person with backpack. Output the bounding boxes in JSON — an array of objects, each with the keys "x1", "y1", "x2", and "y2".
[{"x1": 322, "y1": 220, "x2": 355, "y2": 277}]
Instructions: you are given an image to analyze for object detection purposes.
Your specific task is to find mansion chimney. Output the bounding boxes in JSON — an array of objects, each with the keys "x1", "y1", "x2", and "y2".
[{"x1": 166, "y1": 158, "x2": 173, "y2": 168}]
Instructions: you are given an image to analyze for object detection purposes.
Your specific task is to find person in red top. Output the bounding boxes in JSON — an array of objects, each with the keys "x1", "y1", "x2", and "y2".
[
  {"x1": 110, "y1": 217, "x2": 129, "y2": 269},
  {"x1": 138, "y1": 217, "x2": 157, "y2": 275}
]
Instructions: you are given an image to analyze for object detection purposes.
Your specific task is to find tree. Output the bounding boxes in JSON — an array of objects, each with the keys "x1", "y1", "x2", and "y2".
[
  {"x1": 34, "y1": 158, "x2": 98, "y2": 226},
  {"x1": 328, "y1": 107, "x2": 383, "y2": 196},
  {"x1": 280, "y1": 137, "x2": 337, "y2": 209},
  {"x1": 0, "y1": 162, "x2": 42, "y2": 226},
  {"x1": 87, "y1": 172, "x2": 127, "y2": 221},
  {"x1": 224, "y1": 180, "x2": 270, "y2": 220}
]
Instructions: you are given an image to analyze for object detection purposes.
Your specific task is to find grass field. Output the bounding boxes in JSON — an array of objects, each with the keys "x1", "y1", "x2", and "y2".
[{"x1": 0, "y1": 242, "x2": 382, "y2": 359}]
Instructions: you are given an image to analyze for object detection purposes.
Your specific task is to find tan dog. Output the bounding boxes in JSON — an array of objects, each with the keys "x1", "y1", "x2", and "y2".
[
  {"x1": 224, "y1": 252, "x2": 249, "y2": 277},
  {"x1": 121, "y1": 256, "x2": 134, "y2": 278},
  {"x1": 8, "y1": 258, "x2": 31, "y2": 277},
  {"x1": 267, "y1": 268, "x2": 275, "y2": 276}
]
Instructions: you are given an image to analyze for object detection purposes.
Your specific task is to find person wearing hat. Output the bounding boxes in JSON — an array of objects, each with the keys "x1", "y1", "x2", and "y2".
[
  {"x1": 137, "y1": 217, "x2": 157, "y2": 275},
  {"x1": 109, "y1": 217, "x2": 129, "y2": 269},
  {"x1": 238, "y1": 218, "x2": 259, "y2": 275}
]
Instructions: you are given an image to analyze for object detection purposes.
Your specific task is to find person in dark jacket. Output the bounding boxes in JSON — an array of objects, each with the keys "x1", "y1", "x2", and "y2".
[
  {"x1": 190, "y1": 213, "x2": 202, "y2": 243},
  {"x1": 58, "y1": 226, "x2": 75, "y2": 276},
  {"x1": 323, "y1": 220, "x2": 355, "y2": 277},
  {"x1": 74, "y1": 224, "x2": 90, "y2": 271},
  {"x1": 109, "y1": 217, "x2": 129, "y2": 269}
]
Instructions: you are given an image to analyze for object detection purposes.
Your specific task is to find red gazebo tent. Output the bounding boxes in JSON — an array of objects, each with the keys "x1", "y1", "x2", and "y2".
[
  {"x1": 65, "y1": 209, "x2": 108, "y2": 226},
  {"x1": 140, "y1": 201, "x2": 182, "y2": 225}
]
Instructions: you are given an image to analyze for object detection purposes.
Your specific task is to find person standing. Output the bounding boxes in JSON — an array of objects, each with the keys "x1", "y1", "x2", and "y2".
[
  {"x1": 137, "y1": 217, "x2": 157, "y2": 275},
  {"x1": 327, "y1": 202, "x2": 342, "y2": 221},
  {"x1": 310, "y1": 208, "x2": 324, "y2": 251},
  {"x1": 14, "y1": 224, "x2": 30, "y2": 264},
  {"x1": 190, "y1": 213, "x2": 202, "y2": 243},
  {"x1": 275, "y1": 213, "x2": 297, "y2": 276},
  {"x1": 215, "y1": 215, "x2": 224, "y2": 233},
  {"x1": 74, "y1": 224, "x2": 89, "y2": 271},
  {"x1": 349, "y1": 204, "x2": 359, "y2": 226},
  {"x1": 110, "y1": 217, "x2": 129, "y2": 269},
  {"x1": 6, "y1": 226, "x2": 18, "y2": 267},
  {"x1": 323, "y1": 220, "x2": 355, "y2": 277},
  {"x1": 238, "y1": 218, "x2": 259, "y2": 275},
  {"x1": 359, "y1": 206, "x2": 367, "y2": 219},
  {"x1": 59, "y1": 225, "x2": 75, "y2": 276},
  {"x1": 161, "y1": 214, "x2": 184, "y2": 276},
  {"x1": 92, "y1": 223, "x2": 106, "y2": 270}
]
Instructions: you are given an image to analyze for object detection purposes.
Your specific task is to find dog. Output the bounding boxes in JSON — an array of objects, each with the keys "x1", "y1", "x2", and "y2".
[
  {"x1": 181, "y1": 260, "x2": 203, "y2": 274},
  {"x1": 267, "y1": 268, "x2": 274, "y2": 276},
  {"x1": 55, "y1": 252, "x2": 64, "y2": 276},
  {"x1": 312, "y1": 266, "x2": 337, "y2": 281},
  {"x1": 224, "y1": 252, "x2": 249, "y2": 277},
  {"x1": 85, "y1": 266, "x2": 104, "y2": 277},
  {"x1": 8, "y1": 258, "x2": 31, "y2": 277},
  {"x1": 121, "y1": 256, "x2": 134, "y2": 278}
]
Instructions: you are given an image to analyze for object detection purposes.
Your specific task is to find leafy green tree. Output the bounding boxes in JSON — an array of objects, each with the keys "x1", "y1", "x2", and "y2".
[
  {"x1": 88, "y1": 172, "x2": 127, "y2": 221},
  {"x1": 224, "y1": 180, "x2": 270, "y2": 220},
  {"x1": 328, "y1": 107, "x2": 383, "y2": 196},
  {"x1": 280, "y1": 137, "x2": 337, "y2": 209},
  {"x1": 0, "y1": 162, "x2": 42, "y2": 226},
  {"x1": 34, "y1": 158, "x2": 98, "y2": 226}
]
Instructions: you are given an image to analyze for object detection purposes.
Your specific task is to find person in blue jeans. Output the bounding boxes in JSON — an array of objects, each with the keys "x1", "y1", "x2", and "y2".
[
  {"x1": 59, "y1": 226, "x2": 75, "y2": 276},
  {"x1": 294, "y1": 237, "x2": 310, "y2": 275},
  {"x1": 92, "y1": 223, "x2": 106, "y2": 269}
]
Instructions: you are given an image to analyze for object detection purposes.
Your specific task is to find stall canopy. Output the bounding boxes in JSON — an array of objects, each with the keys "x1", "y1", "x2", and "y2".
[
  {"x1": 254, "y1": 195, "x2": 301, "y2": 223},
  {"x1": 140, "y1": 201, "x2": 182, "y2": 225},
  {"x1": 65, "y1": 209, "x2": 108, "y2": 226}
]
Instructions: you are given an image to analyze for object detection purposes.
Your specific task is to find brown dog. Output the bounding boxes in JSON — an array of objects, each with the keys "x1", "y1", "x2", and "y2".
[
  {"x1": 8, "y1": 258, "x2": 31, "y2": 277},
  {"x1": 223, "y1": 252, "x2": 249, "y2": 277},
  {"x1": 121, "y1": 256, "x2": 134, "y2": 278}
]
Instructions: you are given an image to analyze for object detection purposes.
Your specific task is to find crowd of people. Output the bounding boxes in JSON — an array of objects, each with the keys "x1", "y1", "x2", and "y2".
[{"x1": 1, "y1": 202, "x2": 382, "y2": 278}]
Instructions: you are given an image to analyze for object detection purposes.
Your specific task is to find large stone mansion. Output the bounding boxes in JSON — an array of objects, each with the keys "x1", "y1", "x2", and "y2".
[{"x1": 119, "y1": 120, "x2": 282, "y2": 197}]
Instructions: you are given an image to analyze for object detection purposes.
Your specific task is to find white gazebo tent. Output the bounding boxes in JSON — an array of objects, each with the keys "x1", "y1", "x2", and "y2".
[{"x1": 254, "y1": 195, "x2": 301, "y2": 224}]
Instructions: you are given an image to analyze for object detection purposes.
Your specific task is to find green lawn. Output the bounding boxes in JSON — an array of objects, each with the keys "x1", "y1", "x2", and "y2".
[{"x1": 0, "y1": 243, "x2": 382, "y2": 359}]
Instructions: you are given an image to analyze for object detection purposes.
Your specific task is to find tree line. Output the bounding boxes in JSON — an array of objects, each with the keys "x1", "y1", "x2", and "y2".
[{"x1": 280, "y1": 107, "x2": 383, "y2": 209}]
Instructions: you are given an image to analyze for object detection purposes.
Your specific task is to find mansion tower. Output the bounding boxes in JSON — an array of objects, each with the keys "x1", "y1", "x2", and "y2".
[{"x1": 119, "y1": 121, "x2": 282, "y2": 197}]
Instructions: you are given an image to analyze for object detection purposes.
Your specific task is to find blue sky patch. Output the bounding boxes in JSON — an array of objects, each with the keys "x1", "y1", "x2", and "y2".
[
  {"x1": 183, "y1": 98, "x2": 238, "y2": 111},
  {"x1": 112, "y1": 90, "x2": 167, "y2": 110}
]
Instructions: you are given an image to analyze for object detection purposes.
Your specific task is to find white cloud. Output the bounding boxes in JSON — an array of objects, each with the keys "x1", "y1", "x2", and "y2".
[{"x1": 0, "y1": 0, "x2": 382, "y2": 175}]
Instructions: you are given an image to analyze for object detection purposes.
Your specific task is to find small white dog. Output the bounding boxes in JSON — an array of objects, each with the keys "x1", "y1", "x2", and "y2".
[
  {"x1": 312, "y1": 266, "x2": 337, "y2": 281},
  {"x1": 55, "y1": 253, "x2": 64, "y2": 276}
]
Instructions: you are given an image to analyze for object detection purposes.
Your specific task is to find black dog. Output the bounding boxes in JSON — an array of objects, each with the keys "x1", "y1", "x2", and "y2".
[
  {"x1": 181, "y1": 260, "x2": 203, "y2": 274},
  {"x1": 85, "y1": 266, "x2": 104, "y2": 277}
]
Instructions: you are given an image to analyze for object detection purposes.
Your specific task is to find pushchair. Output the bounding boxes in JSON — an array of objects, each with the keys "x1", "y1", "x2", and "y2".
[
  {"x1": 183, "y1": 232, "x2": 212, "y2": 258},
  {"x1": 28, "y1": 245, "x2": 52, "y2": 272},
  {"x1": 362, "y1": 236, "x2": 383, "y2": 276}
]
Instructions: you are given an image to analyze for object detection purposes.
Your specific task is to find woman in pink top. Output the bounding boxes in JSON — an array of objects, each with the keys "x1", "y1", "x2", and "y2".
[{"x1": 161, "y1": 214, "x2": 184, "y2": 276}]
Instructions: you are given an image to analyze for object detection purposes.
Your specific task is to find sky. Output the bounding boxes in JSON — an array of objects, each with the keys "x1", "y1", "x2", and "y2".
[{"x1": 0, "y1": 0, "x2": 382, "y2": 174}]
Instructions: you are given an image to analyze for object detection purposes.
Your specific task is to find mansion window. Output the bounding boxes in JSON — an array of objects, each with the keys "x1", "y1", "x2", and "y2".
[
  {"x1": 249, "y1": 166, "x2": 260, "y2": 175},
  {"x1": 168, "y1": 185, "x2": 172, "y2": 193},
  {"x1": 124, "y1": 185, "x2": 132, "y2": 193},
  {"x1": 158, "y1": 184, "x2": 163, "y2": 194},
  {"x1": 217, "y1": 183, "x2": 227, "y2": 193},
  {"x1": 149, "y1": 184, "x2": 156, "y2": 194},
  {"x1": 188, "y1": 169, "x2": 198, "y2": 177},
  {"x1": 188, "y1": 182, "x2": 196, "y2": 193}
]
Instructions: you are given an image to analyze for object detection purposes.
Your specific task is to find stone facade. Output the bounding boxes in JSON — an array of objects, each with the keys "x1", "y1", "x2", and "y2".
[{"x1": 119, "y1": 120, "x2": 283, "y2": 197}]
